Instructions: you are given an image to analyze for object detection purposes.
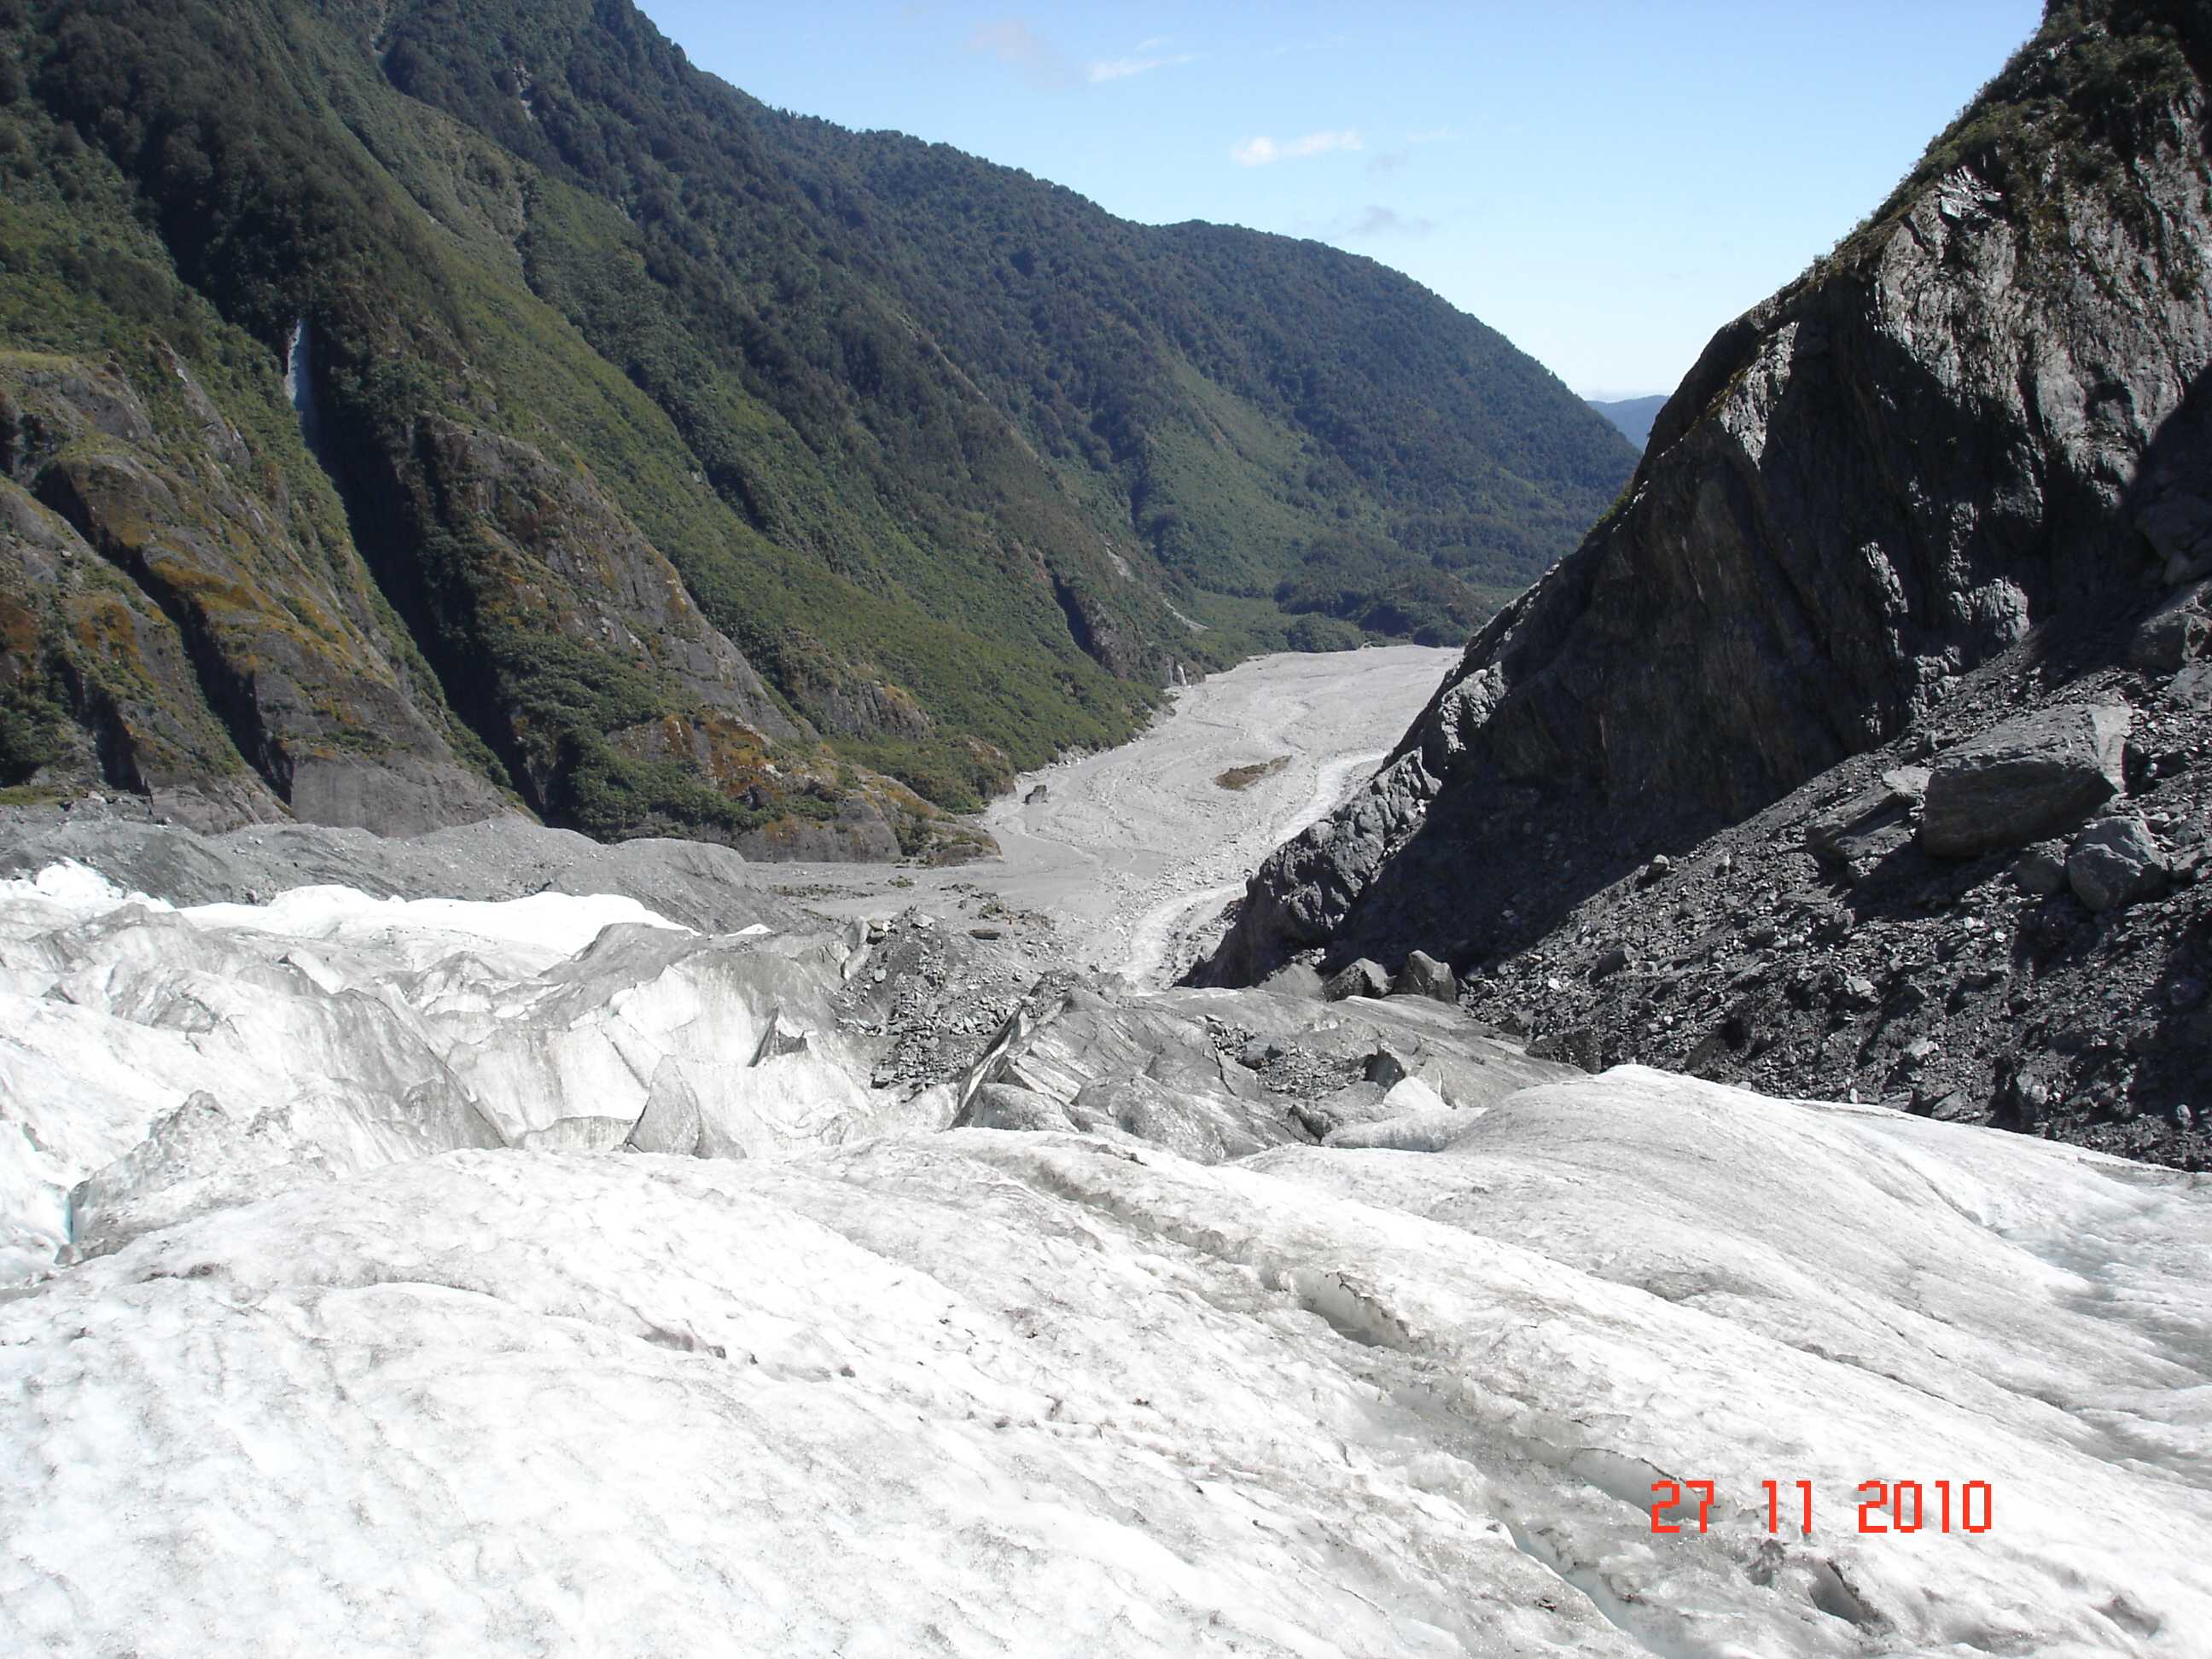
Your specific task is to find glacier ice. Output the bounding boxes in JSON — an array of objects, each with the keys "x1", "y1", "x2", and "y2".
[
  {"x1": 0, "y1": 864, "x2": 905, "y2": 1270},
  {"x1": 0, "y1": 863, "x2": 2206, "y2": 1655}
]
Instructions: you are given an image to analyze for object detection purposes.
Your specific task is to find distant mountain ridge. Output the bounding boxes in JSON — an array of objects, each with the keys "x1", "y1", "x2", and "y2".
[
  {"x1": 1586, "y1": 394, "x2": 1667, "y2": 450},
  {"x1": 0, "y1": 0, "x2": 1633, "y2": 850}
]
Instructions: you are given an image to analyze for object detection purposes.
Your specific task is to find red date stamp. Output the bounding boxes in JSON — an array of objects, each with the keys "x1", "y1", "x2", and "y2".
[{"x1": 1650, "y1": 1479, "x2": 1993, "y2": 1536}]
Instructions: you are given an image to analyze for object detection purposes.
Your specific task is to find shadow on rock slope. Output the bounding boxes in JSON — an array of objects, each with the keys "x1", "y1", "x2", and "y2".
[{"x1": 1196, "y1": 0, "x2": 2212, "y2": 1167}]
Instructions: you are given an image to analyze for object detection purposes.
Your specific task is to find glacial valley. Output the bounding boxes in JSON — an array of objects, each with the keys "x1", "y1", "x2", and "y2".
[{"x1": 1, "y1": 649, "x2": 2207, "y2": 1655}]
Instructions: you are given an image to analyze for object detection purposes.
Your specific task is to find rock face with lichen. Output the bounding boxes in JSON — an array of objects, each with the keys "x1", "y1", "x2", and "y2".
[
  {"x1": 1205, "y1": 0, "x2": 2212, "y2": 987},
  {"x1": 1, "y1": 354, "x2": 511, "y2": 834},
  {"x1": 0, "y1": 350, "x2": 968, "y2": 857}
]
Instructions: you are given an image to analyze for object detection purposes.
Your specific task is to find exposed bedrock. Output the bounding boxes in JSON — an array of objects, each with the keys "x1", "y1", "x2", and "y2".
[
  {"x1": 1204, "y1": 8, "x2": 2212, "y2": 987},
  {"x1": 0, "y1": 357, "x2": 511, "y2": 835}
]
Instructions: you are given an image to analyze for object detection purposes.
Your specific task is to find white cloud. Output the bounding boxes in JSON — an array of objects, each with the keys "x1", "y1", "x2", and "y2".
[
  {"x1": 1366, "y1": 127, "x2": 1457, "y2": 176},
  {"x1": 1087, "y1": 47, "x2": 1200, "y2": 83},
  {"x1": 966, "y1": 19, "x2": 1076, "y2": 90},
  {"x1": 1231, "y1": 129, "x2": 1364, "y2": 166},
  {"x1": 1291, "y1": 203, "x2": 1447, "y2": 243},
  {"x1": 1340, "y1": 205, "x2": 1436, "y2": 239}
]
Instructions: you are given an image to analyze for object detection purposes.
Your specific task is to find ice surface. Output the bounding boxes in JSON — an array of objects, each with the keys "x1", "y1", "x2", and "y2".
[
  {"x1": 2, "y1": 865, "x2": 2206, "y2": 1654},
  {"x1": 2, "y1": 1103, "x2": 2205, "y2": 1656},
  {"x1": 1259, "y1": 1068, "x2": 2212, "y2": 1487},
  {"x1": 1323, "y1": 1103, "x2": 1484, "y2": 1150},
  {"x1": 0, "y1": 864, "x2": 896, "y2": 1272}
]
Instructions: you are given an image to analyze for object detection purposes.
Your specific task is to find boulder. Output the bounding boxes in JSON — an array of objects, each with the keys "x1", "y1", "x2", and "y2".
[
  {"x1": 2010, "y1": 841, "x2": 2069, "y2": 898},
  {"x1": 1259, "y1": 960, "x2": 1326, "y2": 999},
  {"x1": 1528, "y1": 1026, "x2": 1606, "y2": 1073},
  {"x1": 1290, "y1": 1080, "x2": 1391, "y2": 1142},
  {"x1": 1880, "y1": 765, "x2": 1934, "y2": 802},
  {"x1": 963, "y1": 1082, "x2": 1071, "y2": 1133},
  {"x1": 1322, "y1": 958, "x2": 1393, "y2": 1002},
  {"x1": 2066, "y1": 816, "x2": 2169, "y2": 912},
  {"x1": 2131, "y1": 580, "x2": 2211, "y2": 675},
  {"x1": 2140, "y1": 492, "x2": 2212, "y2": 585},
  {"x1": 1391, "y1": 950, "x2": 1458, "y2": 1004},
  {"x1": 2168, "y1": 661, "x2": 2212, "y2": 710},
  {"x1": 1805, "y1": 766, "x2": 1929, "y2": 873},
  {"x1": 1364, "y1": 1048, "x2": 1410, "y2": 1091},
  {"x1": 1919, "y1": 705, "x2": 2130, "y2": 858},
  {"x1": 1237, "y1": 1037, "x2": 1282, "y2": 1070}
]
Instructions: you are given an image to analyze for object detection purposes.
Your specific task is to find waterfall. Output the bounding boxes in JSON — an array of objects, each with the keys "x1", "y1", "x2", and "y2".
[{"x1": 282, "y1": 317, "x2": 323, "y2": 455}]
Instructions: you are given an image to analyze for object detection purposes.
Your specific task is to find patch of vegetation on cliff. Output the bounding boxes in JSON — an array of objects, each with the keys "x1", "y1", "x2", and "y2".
[{"x1": 1837, "y1": 0, "x2": 2207, "y2": 271}]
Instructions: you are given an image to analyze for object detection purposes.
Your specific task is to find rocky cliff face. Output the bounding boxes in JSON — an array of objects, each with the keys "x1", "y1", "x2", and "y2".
[
  {"x1": 0, "y1": 352, "x2": 512, "y2": 834},
  {"x1": 1206, "y1": 0, "x2": 2212, "y2": 988}
]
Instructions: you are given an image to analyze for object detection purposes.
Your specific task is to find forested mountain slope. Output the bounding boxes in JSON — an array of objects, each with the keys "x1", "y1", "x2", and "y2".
[
  {"x1": 1586, "y1": 394, "x2": 1666, "y2": 450},
  {"x1": 0, "y1": 0, "x2": 1632, "y2": 850}
]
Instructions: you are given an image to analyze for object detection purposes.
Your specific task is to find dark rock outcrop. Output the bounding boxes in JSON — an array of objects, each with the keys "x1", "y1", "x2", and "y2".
[
  {"x1": 1400, "y1": 641, "x2": 2212, "y2": 1170},
  {"x1": 2131, "y1": 579, "x2": 2212, "y2": 673},
  {"x1": 1392, "y1": 950, "x2": 1459, "y2": 1004},
  {"x1": 1203, "y1": 0, "x2": 2212, "y2": 987},
  {"x1": 1323, "y1": 958, "x2": 1392, "y2": 1002},
  {"x1": 1805, "y1": 765, "x2": 1928, "y2": 875},
  {"x1": 1, "y1": 356, "x2": 511, "y2": 835}
]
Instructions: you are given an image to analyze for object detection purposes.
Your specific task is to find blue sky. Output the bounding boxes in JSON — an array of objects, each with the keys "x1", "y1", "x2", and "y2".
[{"x1": 641, "y1": 2, "x2": 2044, "y2": 399}]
